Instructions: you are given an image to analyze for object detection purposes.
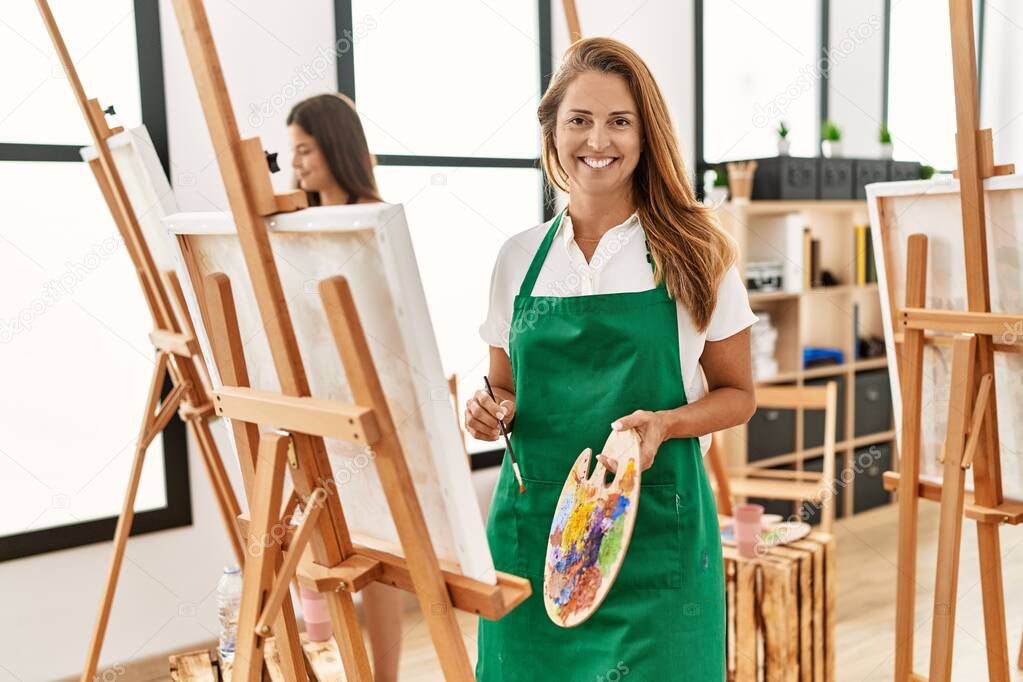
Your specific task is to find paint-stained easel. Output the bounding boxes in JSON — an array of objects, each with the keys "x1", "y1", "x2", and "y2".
[
  {"x1": 168, "y1": 0, "x2": 531, "y2": 679},
  {"x1": 881, "y1": 2, "x2": 1022, "y2": 680},
  {"x1": 32, "y1": 3, "x2": 247, "y2": 680}
]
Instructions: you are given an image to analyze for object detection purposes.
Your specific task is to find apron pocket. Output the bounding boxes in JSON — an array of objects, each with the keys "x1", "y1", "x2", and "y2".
[{"x1": 514, "y1": 478, "x2": 683, "y2": 591}]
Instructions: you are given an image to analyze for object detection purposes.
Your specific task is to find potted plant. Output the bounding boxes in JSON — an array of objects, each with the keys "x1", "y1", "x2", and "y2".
[
  {"x1": 879, "y1": 123, "x2": 893, "y2": 159},
  {"x1": 821, "y1": 119, "x2": 842, "y2": 158},
  {"x1": 702, "y1": 165, "x2": 730, "y2": 206},
  {"x1": 777, "y1": 121, "x2": 790, "y2": 156},
  {"x1": 920, "y1": 164, "x2": 936, "y2": 180}
]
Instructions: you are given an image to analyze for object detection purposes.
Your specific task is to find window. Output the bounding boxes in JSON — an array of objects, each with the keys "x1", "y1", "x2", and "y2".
[
  {"x1": 0, "y1": 1, "x2": 187, "y2": 561},
  {"x1": 696, "y1": 0, "x2": 986, "y2": 178},
  {"x1": 886, "y1": 0, "x2": 983, "y2": 171},
  {"x1": 698, "y1": 0, "x2": 821, "y2": 165},
  {"x1": 338, "y1": 0, "x2": 551, "y2": 455}
]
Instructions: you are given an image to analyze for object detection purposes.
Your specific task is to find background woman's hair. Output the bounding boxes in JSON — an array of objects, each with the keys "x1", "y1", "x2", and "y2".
[
  {"x1": 537, "y1": 37, "x2": 736, "y2": 333},
  {"x1": 286, "y1": 93, "x2": 381, "y2": 206}
]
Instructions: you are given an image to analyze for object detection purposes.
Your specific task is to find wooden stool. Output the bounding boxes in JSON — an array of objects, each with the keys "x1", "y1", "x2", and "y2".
[{"x1": 723, "y1": 532, "x2": 835, "y2": 682}]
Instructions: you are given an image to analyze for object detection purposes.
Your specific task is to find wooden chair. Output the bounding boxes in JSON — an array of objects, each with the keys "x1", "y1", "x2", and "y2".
[{"x1": 708, "y1": 382, "x2": 840, "y2": 532}]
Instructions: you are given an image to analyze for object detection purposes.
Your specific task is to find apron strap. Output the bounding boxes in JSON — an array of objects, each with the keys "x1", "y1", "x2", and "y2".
[
  {"x1": 516, "y1": 208, "x2": 659, "y2": 297},
  {"x1": 517, "y1": 207, "x2": 567, "y2": 298}
]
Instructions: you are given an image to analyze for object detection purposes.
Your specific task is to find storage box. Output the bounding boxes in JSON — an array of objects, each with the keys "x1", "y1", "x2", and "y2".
[
  {"x1": 751, "y1": 156, "x2": 818, "y2": 200},
  {"x1": 818, "y1": 158, "x2": 855, "y2": 199},
  {"x1": 854, "y1": 369, "x2": 893, "y2": 436},
  {"x1": 804, "y1": 376, "x2": 846, "y2": 448},
  {"x1": 852, "y1": 442, "x2": 893, "y2": 513},
  {"x1": 889, "y1": 160, "x2": 923, "y2": 182},
  {"x1": 855, "y1": 159, "x2": 889, "y2": 199},
  {"x1": 747, "y1": 402, "x2": 796, "y2": 462}
]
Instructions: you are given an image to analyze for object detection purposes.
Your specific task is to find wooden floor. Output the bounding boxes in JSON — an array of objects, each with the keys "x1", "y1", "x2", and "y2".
[{"x1": 146, "y1": 502, "x2": 1023, "y2": 680}]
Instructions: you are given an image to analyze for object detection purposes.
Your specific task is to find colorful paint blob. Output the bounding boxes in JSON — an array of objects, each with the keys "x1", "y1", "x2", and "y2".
[{"x1": 543, "y1": 429, "x2": 641, "y2": 627}]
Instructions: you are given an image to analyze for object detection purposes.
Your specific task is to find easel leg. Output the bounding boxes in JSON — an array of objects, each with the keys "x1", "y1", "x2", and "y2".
[
  {"x1": 234, "y1": 432, "x2": 290, "y2": 681},
  {"x1": 928, "y1": 335, "x2": 975, "y2": 680},
  {"x1": 894, "y1": 235, "x2": 928, "y2": 681},
  {"x1": 81, "y1": 353, "x2": 180, "y2": 681}
]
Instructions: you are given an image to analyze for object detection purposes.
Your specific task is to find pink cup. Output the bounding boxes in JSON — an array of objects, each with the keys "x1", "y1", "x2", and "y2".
[
  {"x1": 733, "y1": 503, "x2": 764, "y2": 559},
  {"x1": 300, "y1": 586, "x2": 333, "y2": 641}
]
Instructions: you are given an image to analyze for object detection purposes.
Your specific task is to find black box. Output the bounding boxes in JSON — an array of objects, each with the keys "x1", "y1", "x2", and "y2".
[
  {"x1": 747, "y1": 402, "x2": 796, "y2": 463},
  {"x1": 751, "y1": 156, "x2": 817, "y2": 200},
  {"x1": 854, "y1": 369, "x2": 893, "y2": 437},
  {"x1": 852, "y1": 442, "x2": 893, "y2": 513},
  {"x1": 818, "y1": 158, "x2": 855, "y2": 199},
  {"x1": 800, "y1": 455, "x2": 845, "y2": 525},
  {"x1": 889, "y1": 160, "x2": 922, "y2": 182},
  {"x1": 855, "y1": 159, "x2": 889, "y2": 199},
  {"x1": 803, "y1": 376, "x2": 846, "y2": 448}
]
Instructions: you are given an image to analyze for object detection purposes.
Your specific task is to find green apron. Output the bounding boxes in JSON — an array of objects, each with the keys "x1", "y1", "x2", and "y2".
[{"x1": 477, "y1": 210, "x2": 725, "y2": 681}]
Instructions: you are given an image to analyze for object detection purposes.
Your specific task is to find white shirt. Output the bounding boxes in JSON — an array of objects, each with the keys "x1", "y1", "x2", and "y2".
[{"x1": 479, "y1": 211, "x2": 759, "y2": 455}]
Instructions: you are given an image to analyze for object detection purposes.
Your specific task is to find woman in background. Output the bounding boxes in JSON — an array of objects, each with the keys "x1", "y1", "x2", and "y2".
[{"x1": 286, "y1": 93, "x2": 401, "y2": 682}]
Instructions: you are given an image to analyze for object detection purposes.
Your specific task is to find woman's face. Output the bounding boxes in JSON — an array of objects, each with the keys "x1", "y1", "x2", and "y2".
[
  {"x1": 554, "y1": 70, "x2": 643, "y2": 196},
  {"x1": 289, "y1": 123, "x2": 337, "y2": 193}
]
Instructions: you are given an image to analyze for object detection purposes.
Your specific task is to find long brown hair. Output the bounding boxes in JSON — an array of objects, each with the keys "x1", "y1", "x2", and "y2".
[
  {"x1": 538, "y1": 38, "x2": 735, "y2": 332},
  {"x1": 287, "y1": 93, "x2": 381, "y2": 206}
]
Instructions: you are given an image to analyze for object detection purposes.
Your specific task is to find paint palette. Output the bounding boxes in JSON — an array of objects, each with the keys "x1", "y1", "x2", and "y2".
[{"x1": 543, "y1": 429, "x2": 641, "y2": 627}]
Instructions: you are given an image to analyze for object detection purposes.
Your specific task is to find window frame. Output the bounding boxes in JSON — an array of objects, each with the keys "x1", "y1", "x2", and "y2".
[{"x1": 0, "y1": 0, "x2": 191, "y2": 562}]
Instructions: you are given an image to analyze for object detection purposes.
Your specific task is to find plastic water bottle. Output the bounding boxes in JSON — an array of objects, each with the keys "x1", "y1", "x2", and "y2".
[{"x1": 217, "y1": 566, "x2": 242, "y2": 661}]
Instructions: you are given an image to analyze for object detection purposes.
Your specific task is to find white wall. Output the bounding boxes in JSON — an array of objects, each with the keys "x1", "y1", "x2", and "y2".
[{"x1": 551, "y1": 0, "x2": 697, "y2": 176}]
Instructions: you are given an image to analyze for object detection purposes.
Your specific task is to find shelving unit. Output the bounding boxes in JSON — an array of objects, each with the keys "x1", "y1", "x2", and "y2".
[{"x1": 716, "y1": 199, "x2": 896, "y2": 520}]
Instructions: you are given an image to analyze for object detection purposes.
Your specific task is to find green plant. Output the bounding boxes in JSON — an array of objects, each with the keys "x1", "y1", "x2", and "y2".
[
  {"x1": 714, "y1": 165, "x2": 729, "y2": 187},
  {"x1": 777, "y1": 121, "x2": 790, "y2": 139},
  {"x1": 920, "y1": 164, "x2": 935, "y2": 180},
  {"x1": 821, "y1": 119, "x2": 842, "y2": 141},
  {"x1": 879, "y1": 123, "x2": 892, "y2": 144}
]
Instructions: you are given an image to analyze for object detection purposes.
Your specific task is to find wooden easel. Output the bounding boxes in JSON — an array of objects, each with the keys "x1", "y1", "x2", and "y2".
[
  {"x1": 32, "y1": 3, "x2": 248, "y2": 680},
  {"x1": 562, "y1": 0, "x2": 582, "y2": 43},
  {"x1": 884, "y1": 2, "x2": 1022, "y2": 679},
  {"x1": 168, "y1": 0, "x2": 531, "y2": 678}
]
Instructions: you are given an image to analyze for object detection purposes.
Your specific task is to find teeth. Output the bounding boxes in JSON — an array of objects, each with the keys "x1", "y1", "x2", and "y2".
[{"x1": 583, "y1": 157, "x2": 614, "y2": 169}]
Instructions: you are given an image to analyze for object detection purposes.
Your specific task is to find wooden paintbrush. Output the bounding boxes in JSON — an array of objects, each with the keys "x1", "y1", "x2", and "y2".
[{"x1": 484, "y1": 375, "x2": 525, "y2": 494}]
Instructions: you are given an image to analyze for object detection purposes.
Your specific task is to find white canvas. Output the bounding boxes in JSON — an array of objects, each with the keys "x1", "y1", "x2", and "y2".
[
  {"x1": 80, "y1": 125, "x2": 243, "y2": 512},
  {"x1": 80, "y1": 126, "x2": 179, "y2": 272},
  {"x1": 866, "y1": 174, "x2": 1023, "y2": 497},
  {"x1": 165, "y1": 203, "x2": 496, "y2": 584}
]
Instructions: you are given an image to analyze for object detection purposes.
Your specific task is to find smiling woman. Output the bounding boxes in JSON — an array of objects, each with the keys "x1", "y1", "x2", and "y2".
[{"x1": 469, "y1": 37, "x2": 757, "y2": 681}]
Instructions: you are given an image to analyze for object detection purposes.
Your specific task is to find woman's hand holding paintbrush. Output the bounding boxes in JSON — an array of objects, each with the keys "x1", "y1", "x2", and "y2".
[{"x1": 465, "y1": 379, "x2": 525, "y2": 493}]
